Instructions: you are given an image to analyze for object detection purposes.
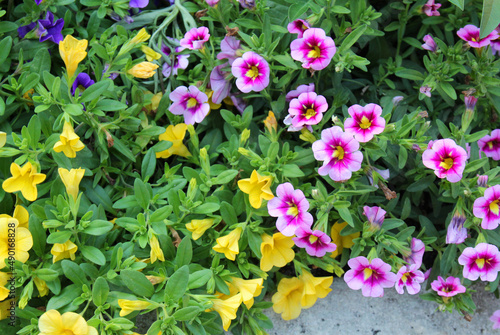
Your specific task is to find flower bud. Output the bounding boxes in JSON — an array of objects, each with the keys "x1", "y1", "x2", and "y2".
[{"x1": 477, "y1": 175, "x2": 488, "y2": 187}]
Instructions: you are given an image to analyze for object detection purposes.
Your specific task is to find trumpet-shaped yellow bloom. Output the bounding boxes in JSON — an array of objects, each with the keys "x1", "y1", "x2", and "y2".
[
  {"x1": 59, "y1": 35, "x2": 88, "y2": 79},
  {"x1": 2, "y1": 162, "x2": 46, "y2": 201},
  {"x1": 186, "y1": 218, "x2": 214, "y2": 240},
  {"x1": 131, "y1": 28, "x2": 150, "y2": 44},
  {"x1": 264, "y1": 111, "x2": 277, "y2": 134},
  {"x1": 0, "y1": 272, "x2": 10, "y2": 300},
  {"x1": 150, "y1": 234, "x2": 165, "y2": 263},
  {"x1": 206, "y1": 90, "x2": 221, "y2": 110},
  {"x1": 0, "y1": 217, "x2": 32, "y2": 268},
  {"x1": 330, "y1": 221, "x2": 360, "y2": 259},
  {"x1": 51, "y1": 240, "x2": 78, "y2": 263},
  {"x1": 237, "y1": 170, "x2": 274, "y2": 209},
  {"x1": 144, "y1": 91, "x2": 163, "y2": 112},
  {"x1": 118, "y1": 299, "x2": 153, "y2": 316},
  {"x1": 34, "y1": 277, "x2": 49, "y2": 297},
  {"x1": 58, "y1": 168, "x2": 85, "y2": 201},
  {"x1": 213, "y1": 227, "x2": 242, "y2": 261},
  {"x1": 260, "y1": 233, "x2": 295, "y2": 272},
  {"x1": 208, "y1": 293, "x2": 243, "y2": 331},
  {"x1": 0, "y1": 131, "x2": 6, "y2": 148},
  {"x1": 38, "y1": 309, "x2": 97, "y2": 335},
  {"x1": 128, "y1": 62, "x2": 159, "y2": 79},
  {"x1": 0, "y1": 300, "x2": 12, "y2": 320},
  {"x1": 156, "y1": 124, "x2": 191, "y2": 159},
  {"x1": 228, "y1": 277, "x2": 264, "y2": 309},
  {"x1": 53, "y1": 121, "x2": 85, "y2": 158},
  {"x1": 0, "y1": 205, "x2": 29, "y2": 229},
  {"x1": 298, "y1": 270, "x2": 333, "y2": 309},
  {"x1": 272, "y1": 277, "x2": 304, "y2": 320},
  {"x1": 141, "y1": 45, "x2": 162, "y2": 61}
]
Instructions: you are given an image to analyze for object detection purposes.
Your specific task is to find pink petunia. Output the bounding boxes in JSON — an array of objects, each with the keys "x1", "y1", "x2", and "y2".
[
  {"x1": 217, "y1": 36, "x2": 241, "y2": 65},
  {"x1": 344, "y1": 256, "x2": 397, "y2": 297},
  {"x1": 457, "y1": 24, "x2": 499, "y2": 49},
  {"x1": 287, "y1": 19, "x2": 311, "y2": 38},
  {"x1": 205, "y1": 0, "x2": 220, "y2": 6},
  {"x1": 290, "y1": 28, "x2": 336, "y2": 71},
  {"x1": 422, "y1": 0, "x2": 441, "y2": 16},
  {"x1": 473, "y1": 185, "x2": 500, "y2": 229},
  {"x1": 267, "y1": 183, "x2": 313, "y2": 236},
  {"x1": 422, "y1": 139, "x2": 467, "y2": 183},
  {"x1": 422, "y1": 34, "x2": 437, "y2": 52},
  {"x1": 288, "y1": 92, "x2": 328, "y2": 128},
  {"x1": 283, "y1": 114, "x2": 313, "y2": 133},
  {"x1": 431, "y1": 276, "x2": 466, "y2": 297},
  {"x1": 395, "y1": 264, "x2": 425, "y2": 295},
  {"x1": 312, "y1": 126, "x2": 363, "y2": 182},
  {"x1": 231, "y1": 51, "x2": 270, "y2": 93},
  {"x1": 446, "y1": 212, "x2": 467, "y2": 244},
  {"x1": 403, "y1": 238, "x2": 425, "y2": 268},
  {"x1": 420, "y1": 85, "x2": 432, "y2": 97},
  {"x1": 180, "y1": 27, "x2": 210, "y2": 50},
  {"x1": 293, "y1": 226, "x2": 336, "y2": 257},
  {"x1": 458, "y1": 243, "x2": 500, "y2": 282},
  {"x1": 169, "y1": 85, "x2": 210, "y2": 125},
  {"x1": 363, "y1": 206, "x2": 386, "y2": 230},
  {"x1": 478, "y1": 129, "x2": 500, "y2": 161},
  {"x1": 210, "y1": 64, "x2": 231, "y2": 104},
  {"x1": 490, "y1": 310, "x2": 500, "y2": 329},
  {"x1": 286, "y1": 83, "x2": 315, "y2": 102},
  {"x1": 344, "y1": 104, "x2": 386, "y2": 143}
]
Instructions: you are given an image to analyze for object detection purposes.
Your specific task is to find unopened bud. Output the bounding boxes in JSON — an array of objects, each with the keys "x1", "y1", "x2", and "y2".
[
  {"x1": 105, "y1": 130, "x2": 114, "y2": 148},
  {"x1": 241, "y1": 128, "x2": 251, "y2": 144},
  {"x1": 392, "y1": 96, "x2": 404, "y2": 106},
  {"x1": 331, "y1": 115, "x2": 340, "y2": 124},
  {"x1": 299, "y1": 128, "x2": 316, "y2": 143},
  {"x1": 477, "y1": 175, "x2": 488, "y2": 187},
  {"x1": 412, "y1": 144, "x2": 421, "y2": 151}
]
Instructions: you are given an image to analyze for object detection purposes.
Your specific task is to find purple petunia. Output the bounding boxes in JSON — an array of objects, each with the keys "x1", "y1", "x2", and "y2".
[
  {"x1": 458, "y1": 243, "x2": 500, "y2": 282},
  {"x1": 290, "y1": 28, "x2": 336, "y2": 71},
  {"x1": 446, "y1": 212, "x2": 467, "y2": 244},
  {"x1": 217, "y1": 36, "x2": 242, "y2": 65},
  {"x1": 169, "y1": 85, "x2": 210, "y2": 125},
  {"x1": 285, "y1": 83, "x2": 315, "y2": 102},
  {"x1": 344, "y1": 256, "x2": 397, "y2": 297},
  {"x1": 161, "y1": 43, "x2": 190, "y2": 78},
  {"x1": 363, "y1": 206, "x2": 386, "y2": 230},
  {"x1": 293, "y1": 226, "x2": 336, "y2": 257},
  {"x1": 71, "y1": 73, "x2": 95, "y2": 96},
  {"x1": 130, "y1": 0, "x2": 149, "y2": 8},
  {"x1": 210, "y1": 64, "x2": 231, "y2": 104},
  {"x1": 231, "y1": 51, "x2": 270, "y2": 93},
  {"x1": 344, "y1": 103, "x2": 386, "y2": 143},
  {"x1": 422, "y1": 34, "x2": 437, "y2": 52},
  {"x1": 38, "y1": 11, "x2": 64, "y2": 44},
  {"x1": 403, "y1": 238, "x2": 425, "y2": 268}
]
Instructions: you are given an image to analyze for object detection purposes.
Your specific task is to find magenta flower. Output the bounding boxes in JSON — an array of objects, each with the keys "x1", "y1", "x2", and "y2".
[
  {"x1": 422, "y1": 139, "x2": 467, "y2": 183},
  {"x1": 344, "y1": 104, "x2": 386, "y2": 143},
  {"x1": 474, "y1": 185, "x2": 500, "y2": 230},
  {"x1": 286, "y1": 83, "x2": 315, "y2": 102},
  {"x1": 422, "y1": 0, "x2": 441, "y2": 16},
  {"x1": 290, "y1": 28, "x2": 336, "y2": 71},
  {"x1": 206, "y1": 0, "x2": 220, "y2": 6},
  {"x1": 293, "y1": 226, "x2": 336, "y2": 257},
  {"x1": 395, "y1": 265, "x2": 425, "y2": 295},
  {"x1": 477, "y1": 174, "x2": 489, "y2": 187},
  {"x1": 288, "y1": 92, "x2": 328, "y2": 128},
  {"x1": 492, "y1": 39, "x2": 500, "y2": 56},
  {"x1": 180, "y1": 27, "x2": 210, "y2": 50},
  {"x1": 431, "y1": 276, "x2": 466, "y2": 297},
  {"x1": 162, "y1": 44, "x2": 190, "y2": 78},
  {"x1": 169, "y1": 85, "x2": 210, "y2": 125},
  {"x1": 267, "y1": 183, "x2": 313, "y2": 236},
  {"x1": 490, "y1": 310, "x2": 500, "y2": 329},
  {"x1": 344, "y1": 256, "x2": 397, "y2": 297},
  {"x1": 403, "y1": 238, "x2": 425, "y2": 268},
  {"x1": 446, "y1": 213, "x2": 467, "y2": 244},
  {"x1": 231, "y1": 51, "x2": 270, "y2": 93},
  {"x1": 422, "y1": 34, "x2": 437, "y2": 52},
  {"x1": 458, "y1": 243, "x2": 500, "y2": 282},
  {"x1": 210, "y1": 64, "x2": 231, "y2": 104},
  {"x1": 287, "y1": 19, "x2": 311, "y2": 38},
  {"x1": 457, "y1": 24, "x2": 499, "y2": 48},
  {"x1": 283, "y1": 114, "x2": 313, "y2": 132},
  {"x1": 420, "y1": 85, "x2": 432, "y2": 97},
  {"x1": 312, "y1": 126, "x2": 363, "y2": 182},
  {"x1": 478, "y1": 129, "x2": 500, "y2": 161},
  {"x1": 217, "y1": 36, "x2": 242, "y2": 65},
  {"x1": 363, "y1": 206, "x2": 386, "y2": 230}
]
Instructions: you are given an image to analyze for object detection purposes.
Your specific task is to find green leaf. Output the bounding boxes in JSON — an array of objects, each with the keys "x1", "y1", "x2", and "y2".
[
  {"x1": 188, "y1": 269, "x2": 212, "y2": 289},
  {"x1": 332, "y1": 5, "x2": 351, "y2": 13},
  {"x1": 192, "y1": 202, "x2": 220, "y2": 214},
  {"x1": 134, "y1": 178, "x2": 151, "y2": 210},
  {"x1": 95, "y1": 99, "x2": 128, "y2": 111},
  {"x1": 150, "y1": 206, "x2": 173, "y2": 222},
  {"x1": 175, "y1": 237, "x2": 192, "y2": 267},
  {"x1": 439, "y1": 82, "x2": 457, "y2": 100},
  {"x1": 407, "y1": 175, "x2": 435, "y2": 192},
  {"x1": 282, "y1": 164, "x2": 305, "y2": 177},
  {"x1": 0, "y1": 36, "x2": 13, "y2": 64},
  {"x1": 398, "y1": 146, "x2": 408, "y2": 169},
  {"x1": 63, "y1": 103, "x2": 84, "y2": 116},
  {"x1": 395, "y1": 69, "x2": 425, "y2": 81},
  {"x1": 141, "y1": 148, "x2": 156, "y2": 181},
  {"x1": 339, "y1": 25, "x2": 367, "y2": 54},
  {"x1": 288, "y1": 2, "x2": 309, "y2": 21},
  {"x1": 46, "y1": 231, "x2": 72, "y2": 244},
  {"x1": 213, "y1": 170, "x2": 238, "y2": 185},
  {"x1": 334, "y1": 203, "x2": 354, "y2": 227},
  {"x1": 79, "y1": 80, "x2": 111, "y2": 103},
  {"x1": 448, "y1": 0, "x2": 464, "y2": 10},
  {"x1": 81, "y1": 246, "x2": 106, "y2": 265},
  {"x1": 29, "y1": 216, "x2": 46, "y2": 257},
  {"x1": 33, "y1": 268, "x2": 59, "y2": 281},
  {"x1": 172, "y1": 306, "x2": 200, "y2": 321},
  {"x1": 464, "y1": 157, "x2": 489, "y2": 173},
  {"x1": 440, "y1": 244, "x2": 457, "y2": 276},
  {"x1": 92, "y1": 277, "x2": 109, "y2": 306},
  {"x1": 273, "y1": 54, "x2": 299, "y2": 70},
  {"x1": 62, "y1": 260, "x2": 88, "y2": 287},
  {"x1": 480, "y1": 0, "x2": 500, "y2": 38},
  {"x1": 0, "y1": 22, "x2": 18, "y2": 34},
  {"x1": 120, "y1": 270, "x2": 155, "y2": 297},
  {"x1": 83, "y1": 220, "x2": 113, "y2": 235},
  {"x1": 165, "y1": 265, "x2": 189, "y2": 301},
  {"x1": 220, "y1": 202, "x2": 238, "y2": 226},
  {"x1": 46, "y1": 284, "x2": 81, "y2": 310}
]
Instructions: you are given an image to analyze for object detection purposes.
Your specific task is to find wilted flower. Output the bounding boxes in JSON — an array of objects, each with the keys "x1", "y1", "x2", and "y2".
[
  {"x1": 38, "y1": 310, "x2": 97, "y2": 335},
  {"x1": 59, "y1": 35, "x2": 88, "y2": 79},
  {"x1": 293, "y1": 226, "x2": 336, "y2": 257},
  {"x1": 422, "y1": 0, "x2": 441, "y2": 16},
  {"x1": 217, "y1": 36, "x2": 242, "y2": 65},
  {"x1": 0, "y1": 217, "x2": 32, "y2": 268},
  {"x1": 422, "y1": 139, "x2": 467, "y2": 183},
  {"x1": 287, "y1": 19, "x2": 310, "y2": 38},
  {"x1": 71, "y1": 73, "x2": 94, "y2": 95},
  {"x1": 128, "y1": 62, "x2": 159, "y2": 78},
  {"x1": 264, "y1": 111, "x2": 278, "y2": 134},
  {"x1": 2, "y1": 162, "x2": 46, "y2": 201},
  {"x1": 344, "y1": 103, "x2": 386, "y2": 143},
  {"x1": 457, "y1": 24, "x2": 499, "y2": 48},
  {"x1": 465, "y1": 95, "x2": 478, "y2": 111},
  {"x1": 458, "y1": 243, "x2": 500, "y2": 282},
  {"x1": 473, "y1": 185, "x2": 500, "y2": 230},
  {"x1": 395, "y1": 265, "x2": 425, "y2": 295},
  {"x1": 260, "y1": 232, "x2": 295, "y2": 271},
  {"x1": 169, "y1": 86, "x2": 210, "y2": 125},
  {"x1": 478, "y1": 130, "x2": 500, "y2": 161},
  {"x1": 156, "y1": 124, "x2": 191, "y2": 159},
  {"x1": 290, "y1": 28, "x2": 336, "y2": 71},
  {"x1": 58, "y1": 168, "x2": 85, "y2": 201},
  {"x1": 213, "y1": 227, "x2": 243, "y2": 261},
  {"x1": 477, "y1": 175, "x2": 489, "y2": 187},
  {"x1": 53, "y1": 121, "x2": 85, "y2": 158},
  {"x1": 363, "y1": 206, "x2": 386, "y2": 230},
  {"x1": 238, "y1": 170, "x2": 273, "y2": 209},
  {"x1": 210, "y1": 64, "x2": 231, "y2": 104},
  {"x1": 422, "y1": 34, "x2": 437, "y2": 52},
  {"x1": 431, "y1": 276, "x2": 466, "y2": 297},
  {"x1": 272, "y1": 277, "x2": 304, "y2": 320},
  {"x1": 288, "y1": 92, "x2": 328, "y2": 128},
  {"x1": 237, "y1": 0, "x2": 255, "y2": 9},
  {"x1": 232, "y1": 51, "x2": 270, "y2": 93},
  {"x1": 180, "y1": 27, "x2": 210, "y2": 50},
  {"x1": 38, "y1": 11, "x2": 64, "y2": 44},
  {"x1": 446, "y1": 212, "x2": 467, "y2": 244},
  {"x1": 344, "y1": 256, "x2": 397, "y2": 297},
  {"x1": 51, "y1": 240, "x2": 78, "y2": 263}
]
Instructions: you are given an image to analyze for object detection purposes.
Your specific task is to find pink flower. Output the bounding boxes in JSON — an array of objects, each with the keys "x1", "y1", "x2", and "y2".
[
  {"x1": 344, "y1": 256, "x2": 397, "y2": 297},
  {"x1": 293, "y1": 226, "x2": 336, "y2": 257},
  {"x1": 210, "y1": 64, "x2": 231, "y2": 104},
  {"x1": 288, "y1": 92, "x2": 328, "y2": 128},
  {"x1": 286, "y1": 83, "x2": 315, "y2": 102},
  {"x1": 464, "y1": 96, "x2": 477, "y2": 111},
  {"x1": 422, "y1": 0, "x2": 441, "y2": 16},
  {"x1": 290, "y1": 28, "x2": 336, "y2": 71},
  {"x1": 490, "y1": 310, "x2": 500, "y2": 329},
  {"x1": 161, "y1": 44, "x2": 189, "y2": 77},
  {"x1": 420, "y1": 85, "x2": 432, "y2": 97},
  {"x1": 180, "y1": 27, "x2": 210, "y2": 50},
  {"x1": 431, "y1": 276, "x2": 466, "y2": 297},
  {"x1": 312, "y1": 126, "x2": 363, "y2": 182},
  {"x1": 287, "y1": 19, "x2": 310, "y2": 38},
  {"x1": 422, "y1": 139, "x2": 467, "y2": 183},
  {"x1": 457, "y1": 24, "x2": 499, "y2": 48},
  {"x1": 458, "y1": 243, "x2": 500, "y2": 282},
  {"x1": 344, "y1": 104, "x2": 386, "y2": 143},
  {"x1": 478, "y1": 129, "x2": 500, "y2": 161},
  {"x1": 206, "y1": 0, "x2": 220, "y2": 6},
  {"x1": 169, "y1": 85, "x2": 210, "y2": 125},
  {"x1": 217, "y1": 36, "x2": 241, "y2": 65},
  {"x1": 363, "y1": 206, "x2": 386, "y2": 230},
  {"x1": 422, "y1": 34, "x2": 437, "y2": 52},
  {"x1": 267, "y1": 183, "x2": 313, "y2": 236},
  {"x1": 231, "y1": 51, "x2": 270, "y2": 93},
  {"x1": 403, "y1": 238, "x2": 425, "y2": 268},
  {"x1": 473, "y1": 185, "x2": 500, "y2": 230},
  {"x1": 395, "y1": 264, "x2": 425, "y2": 295},
  {"x1": 446, "y1": 213, "x2": 467, "y2": 244}
]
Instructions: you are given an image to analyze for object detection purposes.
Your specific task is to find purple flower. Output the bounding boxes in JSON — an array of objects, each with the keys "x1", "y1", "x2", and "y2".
[
  {"x1": 286, "y1": 83, "x2": 315, "y2": 102},
  {"x1": 267, "y1": 182, "x2": 313, "y2": 236},
  {"x1": 458, "y1": 243, "x2": 500, "y2": 282},
  {"x1": 210, "y1": 64, "x2": 231, "y2": 104},
  {"x1": 403, "y1": 238, "x2": 425, "y2": 268},
  {"x1": 392, "y1": 96, "x2": 404, "y2": 106},
  {"x1": 18, "y1": 22, "x2": 37, "y2": 39},
  {"x1": 231, "y1": 51, "x2": 270, "y2": 93},
  {"x1": 180, "y1": 27, "x2": 210, "y2": 50},
  {"x1": 291, "y1": 28, "x2": 336, "y2": 71},
  {"x1": 490, "y1": 310, "x2": 500, "y2": 329},
  {"x1": 217, "y1": 36, "x2": 241, "y2": 65},
  {"x1": 431, "y1": 276, "x2": 466, "y2": 297},
  {"x1": 229, "y1": 94, "x2": 247, "y2": 114},
  {"x1": 344, "y1": 103, "x2": 386, "y2": 143},
  {"x1": 169, "y1": 85, "x2": 210, "y2": 125},
  {"x1": 293, "y1": 226, "x2": 336, "y2": 257},
  {"x1": 71, "y1": 73, "x2": 95, "y2": 96},
  {"x1": 206, "y1": 0, "x2": 220, "y2": 6},
  {"x1": 446, "y1": 212, "x2": 467, "y2": 244},
  {"x1": 473, "y1": 185, "x2": 500, "y2": 230},
  {"x1": 422, "y1": 139, "x2": 467, "y2": 183},
  {"x1": 457, "y1": 24, "x2": 499, "y2": 48},
  {"x1": 161, "y1": 44, "x2": 190, "y2": 78},
  {"x1": 363, "y1": 206, "x2": 386, "y2": 230},
  {"x1": 422, "y1": 0, "x2": 441, "y2": 16},
  {"x1": 35, "y1": 0, "x2": 42, "y2": 4},
  {"x1": 102, "y1": 64, "x2": 119, "y2": 80},
  {"x1": 344, "y1": 256, "x2": 397, "y2": 297},
  {"x1": 395, "y1": 264, "x2": 425, "y2": 295},
  {"x1": 287, "y1": 19, "x2": 310, "y2": 38},
  {"x1": 130, "y1": 0, "x2": 149, "y2": 8},
  {"x1": 38, "y1": 11, "x2": 64, "y2": 44},
  {"x1": 288, "y1": 92, "x2": 328, "y2": 128},
  {"x1": 366, "y1": 167, "x2": 390, "y2": 189},
  {"x1": 464, "y1": 96, "x2": 477, "y2": 111},
  {"x1": 420, "y1": 85, "x2": 432, "y2": 97},
  {"x1": 237, "y1": 0, "x2": 255, "y2": 9},
  {"x1": 422, "y1": 34, "x2": 437, "y2": 52},
  {"x1": 312, "y1": 126, "x2": 363, "y2": 182},
  {"x1": 477, "y1": 175, "x2": 488, "y2": 187},
  {"x1": 478, "y1": 129, "x2": 500, "y2": 161}
]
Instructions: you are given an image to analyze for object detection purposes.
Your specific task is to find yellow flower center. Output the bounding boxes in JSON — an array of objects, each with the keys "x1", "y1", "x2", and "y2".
[
  {"x1": 246, "y1": 66, "x2": 260, "y2": 79},
  {"x1": 62, "y1": 330, "x2": 75, "y2": 335},
  {"x1": 471, "y1": 37, "x2": 477, "y2": 42},
  {"x1": 488, "y1": 141, "x2": 494, "y2": 149},
  {"x1": 332, "y1": 146, "x2": 345, "y2": 160},
  {"x1": 307, "y1": 46, "x2": 321, "y2": 59},
  {"x1": 187, "y1": 97, "x2": 198, "y2": 108},
  {"x1": 363, "y1": 268, "x2": 373, "y2": 280},
  {"x1": 287, "y1": 204, "x2": 299, "y2": 217},
  {"x1": 359, "y1": 116, "x2": 372, "y2": 129},
  {"x1": 476, "y1": 258, "x2": 485, "y2": 269},
  {"x1": 439, "y1": 157, "x2": 454, "y2": 170},
  {"x1": 401, "y1": 272, "x2": 409, "y2": 283},
  {"x1": 490, "y1": 200, "x2": 500, "y2": 215},
  {"x1": 304, "y1": 108, "x2": 316, "y2": 119},
  {"x1": 309, "y1": 235, "x2": 318, "y2": 244}
]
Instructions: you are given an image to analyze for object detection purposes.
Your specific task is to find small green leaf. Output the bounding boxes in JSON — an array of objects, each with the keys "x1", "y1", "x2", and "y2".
[
  {"x1": 62, "y1": 260, "x2": 88, "y2": 287},
  {"x1": 120, "y1": 270, "x2": 155, "y2": 297},
  {"x1": 175, "y1": 237, "x2": 192, "y2": 267},
  {"x1": 165, "y1": 265, "x2": 189, "y2": 301},
  {"x1": 81, "y1": 246, "x2": 106, "y2": 265},
  {"x1": 172, "y1": 306, "x2": 200, "y2": 321},
  {"x1": 92, "y1": 277, "x2": 109, "y2": 306},
  {"x1": 79, "y1": 80, "x2": 111, "y2": 102}
]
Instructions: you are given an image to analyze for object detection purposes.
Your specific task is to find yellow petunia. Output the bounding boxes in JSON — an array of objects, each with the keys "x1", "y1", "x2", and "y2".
[
  {"x1": 260, "y1": 232, "x2": 295, "y2": 272},
  {"x1": 228, "y1": 277, "x2": 264, "y2": 309},
  {"x1": 186, "y1": 218, "x2": 214, "y2": 240},
  {"x1": 298, "y1": 270, "x2": 333, "y2": 309},
  {"x1": 131, "y1": 28, "x2": 150, "y2": 45},
  {"x1": 141, "y1": 45, "x2": 162, "y2": 61},
  {"x1": 156, "y1": 124, "x2": 191, "y2": 159},
  {"x1": 144, "y1": 91, "x2": 163, "y2": 112},
  {"x1": 272, "y1": 277, "x2": 304, "y2": 321},
  {"x1": 118, "y1": 299, "x2": 153, "y2": 317},
  {"x1": 0, "y1": 205, "x2": 30, "y2": 229},
  {"x1": 34, "y1": 277, "x2": 49, "y2": 297},
  {"x1": 330, "y1": 221, "x2": 360, "y2": 259},
  {"x1": 208, "y1": 293, "x2": 243, "y2": 331},
  {"x1": 2, "y1": 162, "x2": 46, "y2": 201},
  {"x1": 213, "y1": 227, "x2": 242, "y2": 261},
  {"x1": 0, "y1": 217, "x2": 32, "y2": 268},
  {"x1": 38, "y1": 309, "x2": 97, "y2": 335},
  {"x1": 0, "y1": 131, "x2": 6, "y2": 148},
  {"x1": 59, "y1": 35, "x2": 88, "y2": 79},
  {"x1": 58, "y1": 168, "x2": 85, "y2": 201},
  {"x1": 128, "y1": 62, "x2": 159, "y2": 79},
  {"x1": 237, "y1": 170, "x2": 274, "y2": 209},
  {"x1": 0, "y1": 272, "x2": 10, "y2": 300},
  {"x1": 53, "y1": 121, "x2": 85, "y2": 158},
  {"x1": 51, "y1": 240, "x2": 78, "y2": 263},
  {"x1": 149, "y1": 234, "x2": 165, "y2": 264}
]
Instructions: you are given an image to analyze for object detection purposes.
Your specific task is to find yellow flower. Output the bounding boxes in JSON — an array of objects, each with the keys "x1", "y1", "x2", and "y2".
[
  {"x1": 146, "y1": 275, "x2": 165, "y2": 285},
  {"x1": 272, "y1": 277, "x2": 304, "y2": 320},
  {"x1": 51, "y1": 240, "x2": 78, "y2": 263},
  {"x1": 237, "y1": 170, "x2": 274, "y2": 209},
  {"x1": 298, "y1": 270, "x2": 332, "y2": 309},
  {"x1": 0, "y1": 300, "x2": 13, "y2": 320},
  {"x1": 0, "y1": 272, "x2": 10, "y2": 300},
  {"x1": 59, "y1": 35, "x2": 88, "y2": 79},
  {"x1": 264, "y1": 111, "x2": 277, "y2": 134},
  {"x1": 128, "y1": 62, "x2": 159, "y2": 79},
  {"x1": 208, "y1": 293, "x2": 243, "y2": 331},
  {"x1": 260, "y1": 233, "x2": 295, "y2": 272},
  {"x1": 206, "y1": 90, "x2": 221, "y2": 110},
  {"x1": 2, "y1": 162, "x2": 46, "y2": 201},
  {"x1": 23, "y1": 88, "x2": 35, "y2": 106},
  {"x1": 58, "y1": 168, "x2": 85, "y2": 201},
  {"x1": 228, "y1": 277, "x2": 264, "y2": 309},
  {"x1": 156, "y1": 124, "x2": 191, "y2": 159},
  {"x1": 213, "y1": 227, "x2": 242, "y2": 261},
  {"x1": 34, "y1": 277, "x2": 49, "y2": 297},
  {"x1": 0, "y1": 131, "x2": 6, "y2": 148},
  {"x1": 0, "y1": 217, "x2": 32, "y2": 268},
  {"x1": 150, "y1": 234, "x2": 165, "y2": 263},
  {"x1": 144, "y1": 91, "x2": 163, "y2": 112},
  {"x1": 131, "y1": 28, "x2": 150, "y2": 45},
  {"x1": 0, "y1": 205, "x2": 29, "y2": 229},
  {"x1": 38, "y1": 309, "x2": 97, "y2": 335},
  {"x1": 299, "y1": 128, "x2": 316, "y2": 143},
  {"x1": 53, "y1": 121, "x2": 85, "y2": 158},
  {"x1": 141, "y1": 45, "x2": 162, "y2": 61},
  {"x1": 330, "y1": 221, "x2": 360, "y2": 259},
  {"x1": 186, "y1": 218, "x2": 214, "y2": 240},
  {"x1": 118, "y1": 299, "x2": 153, "y2": 316}
]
